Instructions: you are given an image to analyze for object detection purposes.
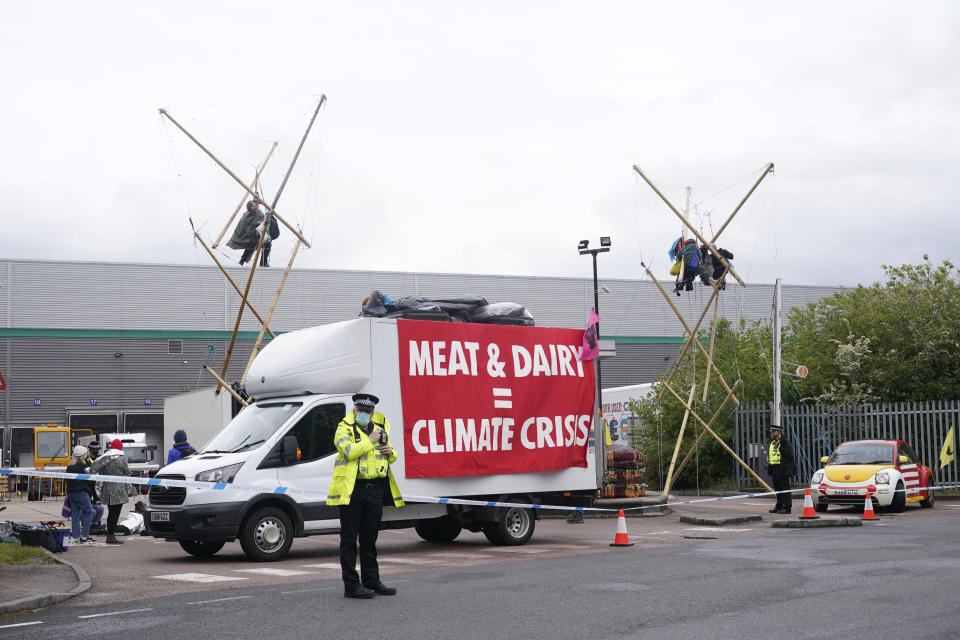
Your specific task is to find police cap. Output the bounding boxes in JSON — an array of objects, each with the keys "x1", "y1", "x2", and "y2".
[{"x1": 352, "y1": 393, "x2": 379, "y2": 410}]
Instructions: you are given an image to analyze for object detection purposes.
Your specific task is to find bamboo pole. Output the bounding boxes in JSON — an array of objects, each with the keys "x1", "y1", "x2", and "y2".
[
  {"x1": 217, "y1": 226, "x2": 268, "y2": 392},
  {"x1": 644, "y1": 265, "x2": 739, "y2": 405},
  {"x1": 676, "y1": 187, "x2": 691, "y2": 287},
  {"x1": 661, "y1": 382, "x2": 697, "y2": 496},
  {"x1": 669, "y1": 380, "x2": 741, "y2": 487},
  {"x1": 240, "y1": 239, "x2": 302, "y2": 385},
  {"x1": 656, "y1": 282, "x2": 721, "y2": 404},
  {"x1": 159, "y1": 108, "x2": 313, "y2": 248},
  {"x1": 701, "y1": 293, "x2": 721, "y2": 403},
  {"x1": 710, "y1": 163, "x2": 774, "y2": 244},
  {"x1": 660, "y1": 378, "x2": 773, "y2": 492},
  {"x1": 203, "y1": 365, "x2": 249, "y2": 407},
  {"x1": 193, "y1": 233, "x2": 276, "y2": 339},
  {"x1": 212, "y1": 142, "x2": 278, "y2": 248},
  {"x1": 633, "y1": 165, "x2": 745, "y2": 287}
]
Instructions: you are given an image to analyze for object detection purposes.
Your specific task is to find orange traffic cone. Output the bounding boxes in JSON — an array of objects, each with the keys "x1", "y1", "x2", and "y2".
[
  {"x1": 799, "y1": 488, "x2": 820, "y2": 519},
  {"x1": 609, "y1": 509, "x2": 634, "y2": 547},
  {"x1": 862, "y1": 492, "x2": 877, "y2": 520}
]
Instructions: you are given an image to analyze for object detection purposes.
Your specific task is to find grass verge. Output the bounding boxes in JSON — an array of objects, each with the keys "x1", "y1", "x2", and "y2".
[{"x1": 0, "y1": 541, "x2": 56, "y2": 566}]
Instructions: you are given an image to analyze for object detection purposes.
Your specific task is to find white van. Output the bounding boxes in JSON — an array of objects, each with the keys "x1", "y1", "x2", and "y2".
[{"x1": 145, "y1": 317, "x2": 599, "y2": 561}]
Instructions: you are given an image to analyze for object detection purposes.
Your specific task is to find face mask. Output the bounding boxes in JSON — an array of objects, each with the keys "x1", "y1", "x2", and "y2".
[{"x1": 355, "y1": 411, "x2": 372, "y2": 427}]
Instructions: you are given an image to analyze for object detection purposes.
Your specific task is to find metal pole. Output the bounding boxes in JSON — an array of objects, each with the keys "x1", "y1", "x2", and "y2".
[
  {"x1": 592, "y1": 251, "x2": 605, "y2": 490},
  {"x1": 773, "y1": 278, "x2": 782, "y2": 427}
]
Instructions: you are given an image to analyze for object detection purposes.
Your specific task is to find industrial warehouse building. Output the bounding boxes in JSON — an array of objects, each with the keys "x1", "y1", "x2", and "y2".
[{"x1": 0, "y1": 258, "x2": 842, "y2": 468}]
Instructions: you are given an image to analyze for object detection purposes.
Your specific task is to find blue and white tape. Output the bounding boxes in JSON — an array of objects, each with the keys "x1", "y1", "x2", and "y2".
[{"x1": 3, "y1": 467, "x2": 957, "y2": 514}]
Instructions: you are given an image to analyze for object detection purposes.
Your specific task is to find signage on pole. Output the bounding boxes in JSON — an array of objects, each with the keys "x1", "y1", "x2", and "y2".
[{"x1": 796, "y1": 365, "x2": 808, "y2": 379}]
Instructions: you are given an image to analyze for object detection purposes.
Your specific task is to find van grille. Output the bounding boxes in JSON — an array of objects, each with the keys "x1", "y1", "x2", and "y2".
[{"x1": 149, "y1": 475, "x2": 186, "y2": 505}]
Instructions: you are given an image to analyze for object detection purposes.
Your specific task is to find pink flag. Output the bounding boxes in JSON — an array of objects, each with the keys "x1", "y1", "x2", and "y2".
[{"x1": 579, "y1": 307, "x2": 601, "y2": 361}]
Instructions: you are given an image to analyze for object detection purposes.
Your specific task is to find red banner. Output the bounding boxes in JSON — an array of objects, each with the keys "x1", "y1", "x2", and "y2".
[{"x1": 397, "y1": 320, "x2": 595, "y2": 478}]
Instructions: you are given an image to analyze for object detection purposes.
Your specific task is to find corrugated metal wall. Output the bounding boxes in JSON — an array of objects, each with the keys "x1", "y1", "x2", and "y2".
[{"x1": 0, "y1": 259, "x2": 844, "y2": 427}]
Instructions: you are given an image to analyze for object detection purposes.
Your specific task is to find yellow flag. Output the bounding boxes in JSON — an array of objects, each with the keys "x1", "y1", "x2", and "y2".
[
  {"x1": 940, "y1": 426, "x2": 955, "y2": 470},
  {"x1": 600, "y1": 410, "x2": 613, "y2": 446}
]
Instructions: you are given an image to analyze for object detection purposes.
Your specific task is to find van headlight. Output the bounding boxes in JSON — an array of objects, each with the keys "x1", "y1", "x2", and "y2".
[
  {"x1": 811, "y1": 471, "x2": 824, "y2": 484},
  {"x1": 875, "y1": 472, "x2": 890, "y2": 484},
  {"x1": 196, "y1": 463, "x2": 243, "y2": 484}
]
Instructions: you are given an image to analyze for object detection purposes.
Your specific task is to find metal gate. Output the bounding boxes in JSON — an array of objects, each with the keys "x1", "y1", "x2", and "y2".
[{"x1": 734, "y1": 400, "x2": 960, "y2": 490}]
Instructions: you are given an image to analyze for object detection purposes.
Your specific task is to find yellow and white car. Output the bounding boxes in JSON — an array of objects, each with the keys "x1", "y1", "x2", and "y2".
[{"x1": 809, "y1": 439, "x2": 934, "y2": 513}]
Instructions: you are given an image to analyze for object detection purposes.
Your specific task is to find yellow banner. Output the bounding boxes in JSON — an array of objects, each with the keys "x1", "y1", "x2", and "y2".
[{"x1": 940, "y1": 426, "x2": 955, "y2": 470}]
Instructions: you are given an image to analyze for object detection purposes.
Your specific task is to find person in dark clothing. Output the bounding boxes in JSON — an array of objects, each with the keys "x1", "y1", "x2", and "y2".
[
  {"x1": 84, "y1": 442, "x2": 104, "y2": 534},
  {"x1": 227, "y1": 201, "x2": 280, "y2": 267},
  {"x1": 167, "y1": 429, "x2": 197, "y2": 465},
  {"x1": 767, "y1": 425, "x2": 796, "y2": 514},
  {"x1": 66, "y1": 446, "x2": 96, "y2": 543}
]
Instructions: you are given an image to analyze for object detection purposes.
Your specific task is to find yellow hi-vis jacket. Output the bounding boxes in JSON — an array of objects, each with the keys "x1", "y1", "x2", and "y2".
[{"x1": 326, "y1": 411, "x2": 405, "y2": 508}]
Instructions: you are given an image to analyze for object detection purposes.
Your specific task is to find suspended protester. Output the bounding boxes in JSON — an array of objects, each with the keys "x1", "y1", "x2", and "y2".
[
  {"x1": 767, "y1": 425, "x2": 795, "y2": 514},
  {"x1": 327, "y1": 393, "x2": 404, "y2": 599},
  {"x1": 697, "y1": 245, "x2": 734, "y2": 290},
  {"x1": 669, "y1": 237, "x2": 700, "y2": 294},
  {"x1": 227, "y1": 201, "x2": 280, "y2": 267}
]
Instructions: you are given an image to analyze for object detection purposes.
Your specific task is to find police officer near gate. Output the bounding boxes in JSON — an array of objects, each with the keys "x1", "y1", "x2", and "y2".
[
  {"x1": 327, "y1": 393, "x2": 405, "y2": 599},
  {"x1": 767, "y1": 424, "x2": 795, "y2": 514}
]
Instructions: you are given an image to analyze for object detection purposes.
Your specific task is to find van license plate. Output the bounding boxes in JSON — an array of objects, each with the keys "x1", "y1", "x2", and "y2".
[{"x1": 151, "y1": 511, "x2": 170, "y2": 522}]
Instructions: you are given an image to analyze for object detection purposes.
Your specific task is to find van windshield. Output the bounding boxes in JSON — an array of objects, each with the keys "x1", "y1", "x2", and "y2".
[{"x1": 203, "y1": 402, "x2": 303, "y2": 453}]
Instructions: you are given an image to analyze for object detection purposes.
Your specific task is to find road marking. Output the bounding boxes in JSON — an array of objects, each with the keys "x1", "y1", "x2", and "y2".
[
  {"x1": 153, "y1": 573, "x2": 248, "y2": 583},
  {"x1": 487, "y1": 547, "x2": 551, "y2": 553},
  {"x1": 233, "y1": 568, "x2": 315, "y2": 576},
  {"x1": 302, "y1": 563, "x2": 342, "y2": 570},
  {"x1": 379, "y1": 557, "x2": 442, "y2": 564},
  {"x1": 643, "y1": 530, "x2": 676, "y2": 535},
  {"x1": 187, "y1": 595, "x2": 254, "y2": 605},
  {"x1": 685, "y1": 527, "x2": 725, "y2": 532},
  {"x1": 281, "y1": 587, "x2": 333, "y2": 594},
  {"x1": 0, "y1": 621, "x2": 43, "y2": 629},
  {"x1": 79, "y1": 608, "x2": 153, "y2": 619},
  {"x1": 426, "y1": 551, "x2": 493, "y2": 559}
]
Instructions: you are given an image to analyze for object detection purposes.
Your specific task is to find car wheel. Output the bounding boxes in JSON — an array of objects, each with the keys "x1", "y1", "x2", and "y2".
[
  {"x1": 920, "y1": 479, "x2": 935, "y2": 508},
  {"x1": 890, "y1": 481, "x2": 906, "y2": 513},
  {"x1": 178, "y1": 539, "x2": 225, "y2": 557},
  {"x1": 814, "y1": 502, "x2": 828, "y2": 513},
  {"x1": 483, "y1": 504, "x2": 535, "y2": 546},
  {"x1": 239, "y1": 507, "x2": 293, "y2": 561},
  {"x1": 414, "y1": 516, "x2": 463, "y2": 542}
]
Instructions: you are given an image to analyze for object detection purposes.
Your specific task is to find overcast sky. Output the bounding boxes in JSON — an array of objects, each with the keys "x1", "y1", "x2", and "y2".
[{"x1": 2, "y1": 2, "x2": 957, "y2": 289}]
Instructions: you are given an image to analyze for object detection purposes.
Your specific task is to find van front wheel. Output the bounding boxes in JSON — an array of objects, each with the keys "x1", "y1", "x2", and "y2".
[
  {"x1": 482, "y1": 506, "x2": 535, "y2": 546},
  {"x1": 178, "y1": 540, "x2": 225, "y2": 557},
  {"x1": 240, "y1": 507, "x2": 293, "y2": 561}
]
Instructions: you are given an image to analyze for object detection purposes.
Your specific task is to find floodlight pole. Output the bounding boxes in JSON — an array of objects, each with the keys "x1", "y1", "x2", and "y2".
[{"x1": 579, "y1": 239, "x2": 610, "y2": 488}]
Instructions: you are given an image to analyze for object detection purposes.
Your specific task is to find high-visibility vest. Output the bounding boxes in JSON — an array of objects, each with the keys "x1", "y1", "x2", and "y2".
[
  {"x1": 768, "y1": 440, "x2": 782, "y2": 465},
  {"x1": 326, "y1": 411, "x2": 404, "y2": 508}
]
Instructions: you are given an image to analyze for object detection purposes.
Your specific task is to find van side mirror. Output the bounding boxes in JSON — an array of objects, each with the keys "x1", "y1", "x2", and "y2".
[
  {"x1": 281, "y1": 436, "x2": 299, "y2": 465},
  {"x1": 898, "y1": 455, "x2": 909, "y2": 464},
  {"x1": 821, "y1": 456, "x2": 830, "y2": 464}
]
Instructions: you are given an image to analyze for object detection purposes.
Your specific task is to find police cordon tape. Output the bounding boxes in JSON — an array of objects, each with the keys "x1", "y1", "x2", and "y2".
[{"x1": 3, "y1": 467, "x2": 958, "y2": 514}]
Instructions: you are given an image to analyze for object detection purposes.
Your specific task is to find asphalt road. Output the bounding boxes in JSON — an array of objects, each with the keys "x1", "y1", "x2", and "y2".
[{"x1": 4, "y1": 501, "x2": 960, "y2": 639}]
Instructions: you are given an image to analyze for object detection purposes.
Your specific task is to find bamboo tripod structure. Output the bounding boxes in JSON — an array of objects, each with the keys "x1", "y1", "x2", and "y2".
[
  {"x1": 164, "y1": 96, "x2": 327, "y2": 398},
  {"x1": 636, "y1": 163, "x2": 774, "y2": 494}
]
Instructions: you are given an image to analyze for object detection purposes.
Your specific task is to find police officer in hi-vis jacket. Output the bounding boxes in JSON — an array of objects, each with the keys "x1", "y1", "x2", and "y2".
[
  {"x1": 327, "y1": 393, "x2": 405, "y2": 599},
  {"x1": 767, "y1": 424, "x2": 795, "y2": 514}
]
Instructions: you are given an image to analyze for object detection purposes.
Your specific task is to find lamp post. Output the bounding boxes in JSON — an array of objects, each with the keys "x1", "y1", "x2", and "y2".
[{"x1": 579, "y1": 237, "x2": 611, "y2": 490}]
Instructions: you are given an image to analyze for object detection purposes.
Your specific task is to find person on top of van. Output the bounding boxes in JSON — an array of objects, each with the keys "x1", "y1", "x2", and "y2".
[
  {"x1": 167, "y1": 429, "x2": 197, "y2": 464},
  {"x1": 327, "y1": 393, "x2": 405, "y2": 599}
]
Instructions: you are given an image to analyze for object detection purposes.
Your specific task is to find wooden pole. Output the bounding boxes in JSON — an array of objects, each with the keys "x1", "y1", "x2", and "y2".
[
  {"x1": 193, "y1": 233, "x2": 276, "y2": 339},
  {"x1": 633, "y1": 165, "x2": 745, "y2": 287},
  {"x1": 656, "y1": 282, "x2": 721, "y2": 404},
  {"x1": 676, "y1": 187, "x2": 691, "y2": 287},
  {"x1": 664, "y1": 378, "x2": 740, "y2": 495},
  {"x1": 701, "y1": 293, "x2": 721, "y2": 403},
  {"x1": 159, "y1": 108, "x2": 313, "y2": 248},
  {"x1": 240, "y1": 239, "x2": 302, "y2": 386},
  {"x1": 203, "y1": 365, "x2": 249, "y2": 407},
  {"x1": 669, "y1": 380, "x2": 740, "y2": 487},
  {"x1": 644, "y1": 265, "x2": 739, "y2": 405},
  {"x1": 212, "y1": 142, "x2": 278, "y2": 248},
  {"x1": 710, "y1": 163, "x2": 774, "y2": 244},
  {"x1": 217, "y1": 226, "x2": 267, "y2": 392},
  {"x1": 661, "y1": 382, "x2": 697, "y2": 496},
  {"x1": 660, "y1": 377, "x2": 773, "y2": 492}
]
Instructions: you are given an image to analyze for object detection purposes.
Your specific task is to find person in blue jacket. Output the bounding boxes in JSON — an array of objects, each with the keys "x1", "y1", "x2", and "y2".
[{"x1": 167, "y1": 430, "x2": 197, "y2": 464}]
